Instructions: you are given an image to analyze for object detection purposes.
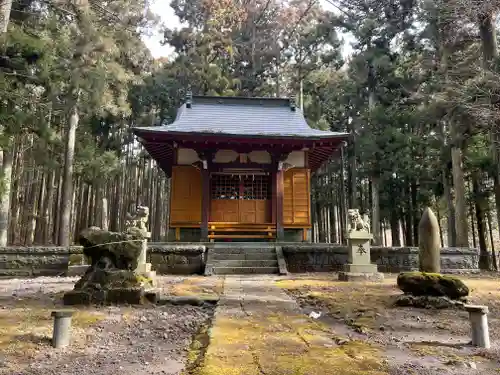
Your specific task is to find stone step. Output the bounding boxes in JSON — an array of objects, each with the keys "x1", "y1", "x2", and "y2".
[
  {"x1": 211, "y1": 253, "x2": 277, "y2": 261},
  {"x1": 213, "y1": 260, "x2": 278, "y2": 268},
  {"x1": 212, "y1": 248, "x2": 276, "y2": 254},
  {"x1": 212, "y1": 267, "x2": 279, "y2": 275}
]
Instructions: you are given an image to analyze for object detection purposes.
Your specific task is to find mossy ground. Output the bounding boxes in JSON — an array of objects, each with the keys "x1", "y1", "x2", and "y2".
[
  {"x1": 168, "y1": 276, "x2": 224, "y2": 299},
  {"x1": 276, "y1": 276, "x2": 398, "y2": 331},
  {"x1": 198, "y1": 312, "x2": 387, "y2": 375},
  {"x1": 275, "y1": 274, "x2": 500, "y2": 368},
  {"x1": 0, "y1": 303, "x2": 105, "y2": 360}
]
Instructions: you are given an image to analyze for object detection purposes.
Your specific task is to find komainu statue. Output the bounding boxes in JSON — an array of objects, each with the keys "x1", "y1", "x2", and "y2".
[
  {"x1": 125, "y1": 205, "x2": 149, "y2": 235},
  {"x1": 63, "y1": 226, "x2": 148, "y2": 305},
  {"x1": 347, "y1": 209, "x2": 370, "y2": 233}
]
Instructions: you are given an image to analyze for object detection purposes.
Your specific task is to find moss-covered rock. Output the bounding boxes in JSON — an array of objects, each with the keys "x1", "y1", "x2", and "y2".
[
  {"x1": 394, "y1": 295, "x2": 465, "y2": 309},
  {"x1": 397, "y1": 272, "x2": 469, "y2": 300},
  {"x1": 78, "y1": 227, "x2": 144, "y2": 270}
]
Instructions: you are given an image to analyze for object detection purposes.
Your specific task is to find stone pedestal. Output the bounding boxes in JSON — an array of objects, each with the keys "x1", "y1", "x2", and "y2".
[
  {"x1": 134, "y1": 232, "x2": 156, "y2": 286},
  {"x1": 338, "y1": 231, "x2": 383, "y2": 282}
]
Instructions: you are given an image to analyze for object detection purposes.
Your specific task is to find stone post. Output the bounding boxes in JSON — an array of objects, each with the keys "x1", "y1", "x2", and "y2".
[
  {"x1": 465, "y1": 305, "x2": 490, "y2": 348},
  {"x1": 338, "y1": 210, "x2": 383, "y2": 282},
  {"x1": 51, "y1": 310, "x2": 74, "y2": 348}
]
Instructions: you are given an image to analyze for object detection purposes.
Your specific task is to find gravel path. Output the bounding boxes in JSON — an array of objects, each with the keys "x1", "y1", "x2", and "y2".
[
  {"x1": 3, "y1": 304, "x2": 213, "y2": 375},
  {"x1": 0, "y1": 276, "x2": 216, "y2": 375}
]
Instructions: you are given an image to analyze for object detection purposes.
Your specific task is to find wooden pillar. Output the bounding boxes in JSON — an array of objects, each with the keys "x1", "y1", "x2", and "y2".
[
  {"x1": 272, "y1": 152, "x2": 287, "y2": 242},
  {"x1": 271, "y1": 170, "x2": 277, "y2": 225},
  {"x1": 198, "y1": 150, "x2": 214, "y2": 242},
  {"x1": 201, "y1": 168, "x2": 210, "y2": 241},
  {"x1": 276, "y1": 168, "x2": 284, "y2": 241}
]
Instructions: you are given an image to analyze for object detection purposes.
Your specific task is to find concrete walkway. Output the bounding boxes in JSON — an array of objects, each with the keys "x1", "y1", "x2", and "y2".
[
  {"x1": 199, "y1": 275, "x2": 387, "y2": 375},
  {"x1": 220, "y1": 275, "x2": 297, "y2": 314}
]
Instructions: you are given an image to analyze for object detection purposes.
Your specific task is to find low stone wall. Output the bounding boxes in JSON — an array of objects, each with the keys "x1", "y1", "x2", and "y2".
[
  {"x1": 0, "y1": 242, "x2": 479, "y2": 277},
  {"x1": 148, "y1": 244, "x2": 207, "y2": 275},
  {"x1": 0, "y1": 246, "x2": 83, "y2": 277},
  {"x1": 0, "y1": 243, "x2": 208, "y2": 277},
  {"x1": 282, "y1": 244, "x2": 479, "y2": 274}
]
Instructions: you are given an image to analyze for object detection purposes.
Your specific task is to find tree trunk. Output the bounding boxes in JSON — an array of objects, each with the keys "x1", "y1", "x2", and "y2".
[
  {"x1": 436, "y1": 204, "x2": 444, "y2": 248},
  {"x1": 451, "y1": 144, "x2": 469, "y2": 247},
  {"x1": 0, "y1": 0, "x2": 12, "y2": 33},
  {"x1": 339, "y1": 146, "x2": 348, "y2": 244},
  {"x1": 53, "y1": 172, "x2": 62, "y2": 244},
  {"x1": 472, "y1": 174, "x2": 489, "y2": 270},
  {"x1": 443, "y1": 166, "x2": 456, "y2": 246},
  {"x1": 468, "y1": 179, "x2": 476, "y2": 249},
  {"x1": 478, "y1": 13, "x2": 500, "y2": 254},
  {"x1": 43, "y1": 170, "x2": 55, "y2": 244},
  {"x1": 411, "y1": 180, "x2": 419, "y2": 246},
  {"x1": 486, "y1": 208, "x2": 497, "y2": 270},
  {"x1": 34, "y1": 172, "x2": 47, "y2": 244},
  {"x1": 330, "y1": 201, "x2": 338, "y2": 244},
  {"x1": 101, "y1": 197, "x2": 109, "y2": 230},
  {"x1": 9, "y1": 140, "x2": 22, "y2": 244},
  {"x1": 371, "y1": 176, "x2": 382, "y2": 245},
  {"x1": 25, "y1": 169, "x2": 41, "y2": 245},
  {"x1": 478, "y1": 12, "x2": 498, "y2": 66},
  {"x1": 0, "y1": 145, "x2": 13, "y2": 246},
  {"x1": 58, "y1": 106, "x2": 79, "y2": 246}
]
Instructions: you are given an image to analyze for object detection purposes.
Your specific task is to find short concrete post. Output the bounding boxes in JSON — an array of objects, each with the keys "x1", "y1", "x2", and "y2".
[
  {"x1": 51, "y1": 310, "x2": 74, "y2": 348},
  {"x1": 464, "y1": 305, "x2": 490, "y2": 349}
]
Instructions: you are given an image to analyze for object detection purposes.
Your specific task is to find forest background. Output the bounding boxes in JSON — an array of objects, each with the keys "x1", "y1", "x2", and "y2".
[{"x1": 1, "y1": 0, "x2": 499, "y2": 270}]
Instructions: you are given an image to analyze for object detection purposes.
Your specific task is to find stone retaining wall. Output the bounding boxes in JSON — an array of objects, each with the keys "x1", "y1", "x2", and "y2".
[
  {"x1": 0, "y1": 242, "x2": 479, "y2": 277},
  {"x1": 0, "y1": 246, "x2": 83, "y2": 277},
  {"x1": 282, "y1": 245, "x2": 479, "y2": 273},
  {"x1": 0, "y1": 243, "x2": 208, "y2": 277},
  {"x1": 148, "y1": 244, "x2": 207, "y2": 275}
]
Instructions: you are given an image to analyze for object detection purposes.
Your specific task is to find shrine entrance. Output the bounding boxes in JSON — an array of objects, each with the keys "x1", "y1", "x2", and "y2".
[{"x1": 209, "y1": 172, "x2": 272, "y2": 224}]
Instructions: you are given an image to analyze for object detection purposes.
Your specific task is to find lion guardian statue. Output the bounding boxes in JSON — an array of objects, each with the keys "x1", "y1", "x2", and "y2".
[
  {"x1": 125, "y1": 205, "x2": 149, "y2": 235},
  {"x1": 347, "y1": 209, "x2": 370, "y2": 233}
]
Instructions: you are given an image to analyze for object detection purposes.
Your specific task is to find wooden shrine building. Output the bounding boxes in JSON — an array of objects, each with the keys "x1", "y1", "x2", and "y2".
[{"x1": 133, "y1": 94, "x2": 349, "y2": 242}]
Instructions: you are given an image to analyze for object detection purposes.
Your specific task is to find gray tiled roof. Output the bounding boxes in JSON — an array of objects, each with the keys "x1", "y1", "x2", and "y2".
[{"x1": 135, "y1": 96, "x2": 347, "y2": 139}]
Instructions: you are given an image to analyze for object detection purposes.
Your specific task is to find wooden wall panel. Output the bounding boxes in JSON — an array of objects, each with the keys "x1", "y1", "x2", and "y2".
[
  {"x1": 210, "y1": 199, "x2": 239, "y2": 222},
  {"x1": 170, "y1": 166, "x2": 202, "y2": 224},
  {"x1": 283, "y1": 168, "x2": 311, "y2": 226},
  {"x1": 210, "y1": 199, "x2": 270, "y2": 224}
]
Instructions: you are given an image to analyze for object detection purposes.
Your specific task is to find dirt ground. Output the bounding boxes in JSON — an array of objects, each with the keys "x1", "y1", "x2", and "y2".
[
  {"x1": 276, "y1": 273, "x2": 500, "y2": 375},
  {"x1": 0, "y1": 276, "x2": 222, "y2": 375},
  {"x1": 0, "y1": 273, "x2": 499, "y2": 374}
]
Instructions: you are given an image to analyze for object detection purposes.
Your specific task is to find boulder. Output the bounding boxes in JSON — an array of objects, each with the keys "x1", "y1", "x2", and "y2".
[
  {"x1": 397, "y1": 272, "x2": 469, "y2": 300},
  {"x1": 394, "y1": 295, "x2": 466, "y2": 309}
]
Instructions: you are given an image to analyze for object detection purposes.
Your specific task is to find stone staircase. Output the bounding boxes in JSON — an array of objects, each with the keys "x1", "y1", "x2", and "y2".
[{"x1": 205, "y1": 243, "x2": 287, "y2": 275}]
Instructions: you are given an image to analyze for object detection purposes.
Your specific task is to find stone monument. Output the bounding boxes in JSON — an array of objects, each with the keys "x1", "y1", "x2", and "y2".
[
  {"x1": 418, "y1": 207, "x2": 441, "y2": 273},
  {"x1": 338, "y1": 209, "x2": 384, "y2": 282},
  {"x1": 125, "y1": 205, "x2": 156, "y2": 285}
]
